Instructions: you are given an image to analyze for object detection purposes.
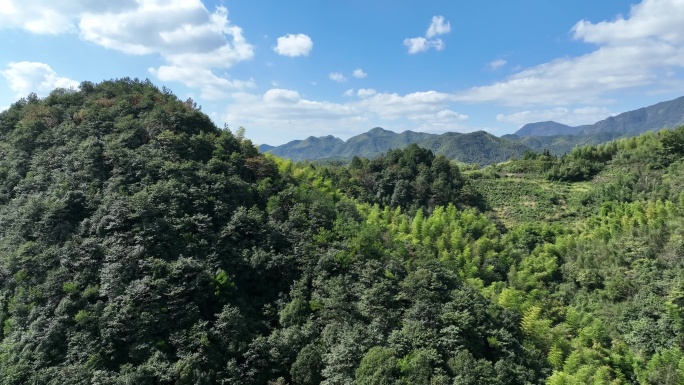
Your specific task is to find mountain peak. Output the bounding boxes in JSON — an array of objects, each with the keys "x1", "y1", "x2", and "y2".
[
  {"x1": 368, "y1": 127, "x2": 390, "y2": 135},
  {"x1": 514, "y1": 121, "x2": 579, "y2": 137}
]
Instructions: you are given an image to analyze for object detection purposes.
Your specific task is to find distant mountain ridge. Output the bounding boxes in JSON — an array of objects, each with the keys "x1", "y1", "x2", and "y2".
[
  {"x1": 514, "y1": 96, "x2": 684, "y2": 137},
  {"x1": 513, "y1": 121, "x2": 581, "y2": 137},
  {"x1": 261, "y1": 96, "x2": 684, "y2": 164},
  {"x1": 260, "y1": 127, "x2": 531, "y2": 165},
  {"x1": 265, "y1": 135, "x2": 344, "y2": 161}
]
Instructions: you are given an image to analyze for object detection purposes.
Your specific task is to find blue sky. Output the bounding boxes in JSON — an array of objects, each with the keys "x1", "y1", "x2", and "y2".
[{"x1": 2, "y1": 0, "x2": 684, "y2": 145}]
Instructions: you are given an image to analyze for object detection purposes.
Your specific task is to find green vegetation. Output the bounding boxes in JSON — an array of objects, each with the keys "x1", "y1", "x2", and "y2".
[
  {"x1": 509, "y1": 131, "x2": 623, "y2": 156},
  {"x1": 2, "y1": 79, "x2": 684, "y2": 384}
]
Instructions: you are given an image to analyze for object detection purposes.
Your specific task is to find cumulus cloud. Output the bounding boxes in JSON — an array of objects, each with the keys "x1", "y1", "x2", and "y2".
[
  {"x1": 273, "y1": 33, "x2": 313, "y2": 57},
  {"x1": 223, "y1": 88, "x2": 466, "y2": 144},
  {"x1": 404, "y1": 37, "x2": 427, "y2": 54},
  {"x1": 149, "y1": 66, "x2": 255, "y2": 100},
  {"x1": 263, "y1": 88, "x2": 301, "y2": 103},
  {"x1": 225, "y1": 89, "x2": 358, "y2": 143},
  {"x1": 409, "y1": 109, "x2": 469, "y2": 132},
  {"x1": 0, "y1": 1, "x2": 255, "y2": 98},
  {"x1": 0, "y1": 0, "x2": 137, "y2": 34},
  {"x1": 1, "y1": 61, "x2": 79, "y2": 98},
  {"x1": 356, "y1": 91, "x2": 455, "y2": 119},
  {"x1": 496, "y1": 106, "x2": 614, "y2": 126},
  {"x1": 488, "y1": 59, "x2": 507, "y2": 70},
  {"x1": 456, "y1": 0, "x2": 684, "y2": 105},
  {"x1": 353, "y1": 68, "x2": 367, "y2": 79},
  {"x1": 329, "y1": 72, "x2": 347, "y2": 83},
  {"x1": 78, "y1": 2, "x2": 254, "y2": 71},
  {"x1": 405, "y1": 15, "x2": 450, "y2": 54},
  {"x1": 410, "y1": 110, "x2": 468, "y2": 123},
  {"x1": 357, "y1": 88, "x2": 377, "y2": 98},
  {"x1": 404, "y1": 37, "x2": 445, "y2": 54},
  {"x1": 426, "y1": 15, "x2": 451, "y2": 38},
  {"x1": 343, "y1": 89, "x2": 355, "y2": 97},
  {"x1": 572, "y1": 0, "x2": 684, "y2": 45}
]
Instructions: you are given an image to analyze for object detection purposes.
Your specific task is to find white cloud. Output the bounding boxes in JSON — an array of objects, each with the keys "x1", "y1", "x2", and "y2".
[
  {"x1": 225, "y1": 89, "x2": 358, "y2": 142},
  {"x1": 274, "y1": 33, "x2": 313, "y2": 57},
  {"x1": 343, "y1": 88, "x2": 355, "y2": 97},
  {"x1": 0, "y1": 106, "x2": 8, "y2": 113},
  {"x1": 357, "y1": 88, "x2": 377, "y2": 98},
  {"x1": 149, "y1": 66, "x2": 254, "y2": 100},
  {"x1": 409, "y1": 109, "x2": 469, "y2": 132},
  {"x1": 329, "y1": 72, "x2": 347, "y2": 83},
  {"x1": 404, "y1": 37, "x2": 428, "y2": 54},
  {"x1": 78, "y1": 2, "x2": 254, "y2": 71},
  {"x1": 263, "y1": 88, "x2": 301, "y2": 103},
  {"x1": 0, "y1": 1, "x2": 255, "y2": 100},
  {"x1": 353, "y1": 68, "x2": 367, "y2": 79},
  {"x1": 572, "y1": 0, "x2": 684, "y2": 45},
  {"x1": 223, "y1": 88, "x2": 465, "y2": 144},
  {"x1": 1, "y1": 61, "x2": 79, "y2": 98},
  {"x1": 0, "y1": 0, "x2": 137, "y2": 34},
  {"x1": 426, "y1": 15, "x2": 451, "y2": 38},
  {"x1": 357, "y1": 91, "x2": 454, "y2": 119},
  {"x1": 404, "y1": 37, "x2": 444, "y2": 54},
  {"x1": 436, "y1": 109, "x2": 468, "y2": 121},
  {"x1": 496, "y1": 106, "x2": 614, "y2": 127},
  {"x1": 409, "y1": 109, "x2": 468, "y2": 123},
  {"x1": 456, "y1": 0, "x2": 684, "y2": 105},
  {"x1": 405, "y1": 15, "x2": 450, "y2": 54},
  {"x1": 488, "y1": 59, "x2": 507, "y2": 70}
]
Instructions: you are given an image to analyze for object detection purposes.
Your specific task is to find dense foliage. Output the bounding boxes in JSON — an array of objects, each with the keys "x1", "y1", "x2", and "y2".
[
  {"x1": 2, "y1": 79, "x2": 684, "y2": 384},
  {"x1": 296, "y1": 144, "x2": 475, "y2": 215}
]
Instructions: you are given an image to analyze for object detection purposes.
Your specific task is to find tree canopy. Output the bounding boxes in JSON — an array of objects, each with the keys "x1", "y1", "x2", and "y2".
[{"x1": 1, "y1": 79, "x2": 684, "y2": 384}]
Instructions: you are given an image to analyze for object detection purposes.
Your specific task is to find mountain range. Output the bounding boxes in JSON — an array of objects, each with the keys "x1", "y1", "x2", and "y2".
[
  {"x1": 513, "y1": 95, "x2": 684, "y2": 137},
  {"x1": 260, "y1": 128, "x2": 530, "y2": 165},
  {"x1": 260, "y1": 95, "x2": 684, "y2": 164}
]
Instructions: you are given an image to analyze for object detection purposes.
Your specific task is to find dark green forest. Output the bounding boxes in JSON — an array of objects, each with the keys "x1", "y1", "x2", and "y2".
[{"x1": 2, "y1": 79, "x2": 684, "y2": 384}]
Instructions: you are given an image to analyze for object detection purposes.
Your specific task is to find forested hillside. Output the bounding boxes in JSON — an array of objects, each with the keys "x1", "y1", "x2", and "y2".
[{"x1": 2, "y1": 80, "x2": 684, "y2": 384}]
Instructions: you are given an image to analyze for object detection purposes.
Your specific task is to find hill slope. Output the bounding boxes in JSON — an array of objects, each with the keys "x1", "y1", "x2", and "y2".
[
  {"x1": 514, "y1": 95, "x2": 684, "y2": 137},
  {"x1": 503, "y1": 131, "x2": 624, "y2": 155},
  {"x1": 421, "y1": 130, "x2": 532, "y2": 163},
  {"x1": 5, "y1": 81, "x2": 684, "y2": 384},
  {"x1": 584, "y1": 95, "x2": 684, "y2": 135},
  {"x1": 258, "y1": 134, "x2": 344, "y2": 160},
  {"x1": 0, "y1": 80, "x2": 540, "y2": 384},
  {"x1": 513, "y1": 121, "x2": 581, "y2": 137},
  {"x1": 298, "y1": 125, "x2": 684, "y2": 383}
]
